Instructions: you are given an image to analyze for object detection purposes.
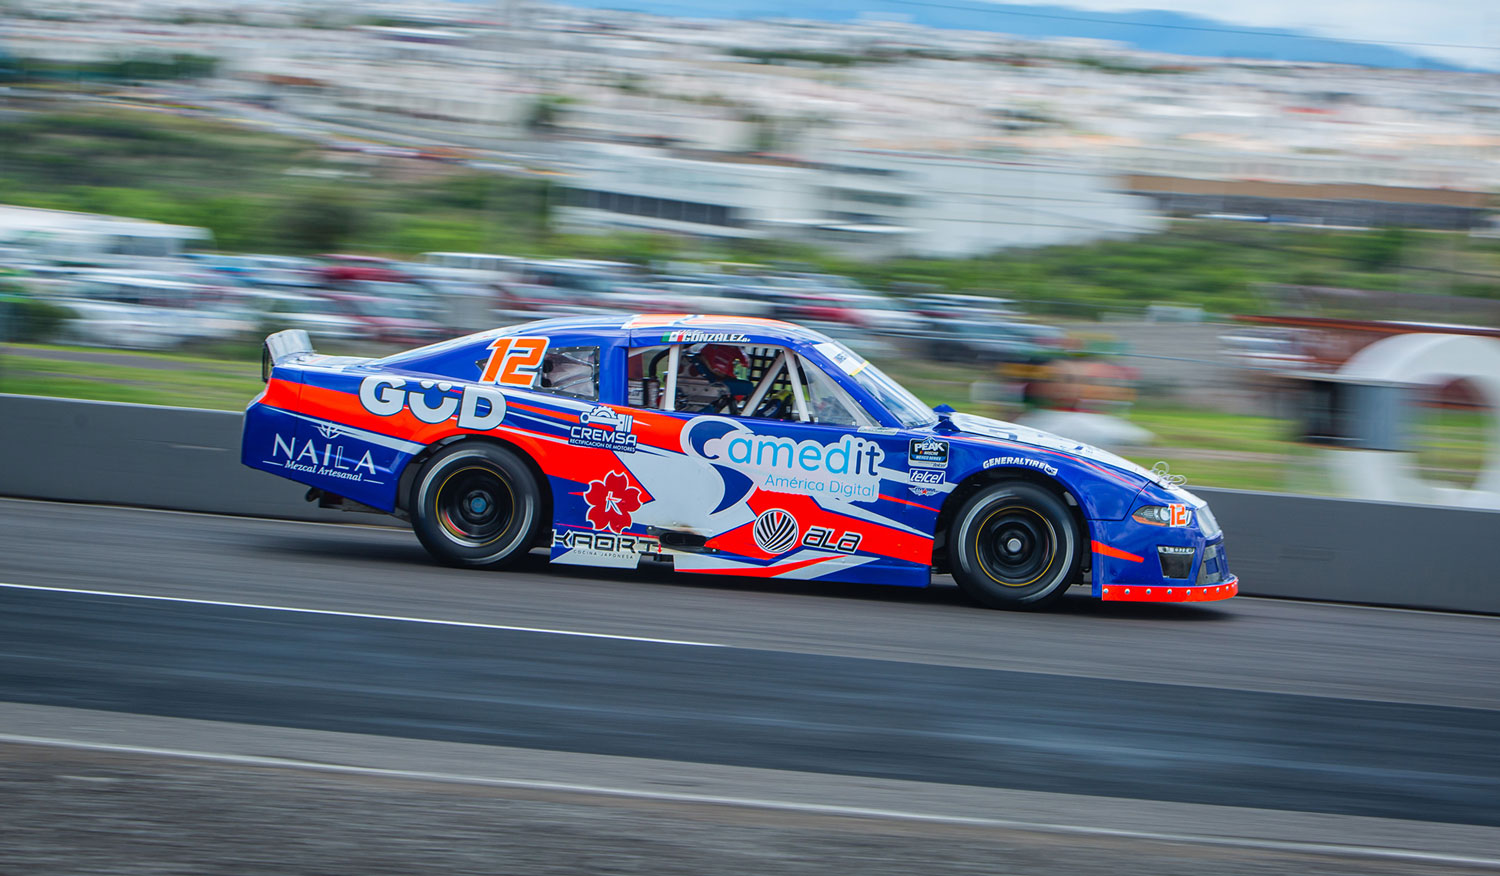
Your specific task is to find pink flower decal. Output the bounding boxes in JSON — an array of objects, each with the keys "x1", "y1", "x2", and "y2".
[{"x1": 583, "y1": 471, "x2": 643, "y2": 533}]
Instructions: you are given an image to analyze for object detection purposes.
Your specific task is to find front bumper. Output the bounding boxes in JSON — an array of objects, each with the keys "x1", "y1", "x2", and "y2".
[
  {"x1": 1090, "y1": 516, "x2": 1236, "y2": 603},
  {"x1": 1101, "y1": 575, "x2": 1239, "y2": 603}
]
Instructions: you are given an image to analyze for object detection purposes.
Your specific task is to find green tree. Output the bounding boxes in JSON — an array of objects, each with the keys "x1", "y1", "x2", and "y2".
[
  {"x1": 525, "y1": 95, "x2": 573, "y2": 134},
  {"x1": 277, "y1": 191, "x2": 361, "y2": 253},
  {"x1": 1345, "y1": 227, "x2": 1407, "y2": 271}
]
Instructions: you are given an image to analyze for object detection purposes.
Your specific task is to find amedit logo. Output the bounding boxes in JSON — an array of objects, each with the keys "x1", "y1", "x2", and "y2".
[{"x1": 683, "y1": 417, "x2": 885, "y2": 502}]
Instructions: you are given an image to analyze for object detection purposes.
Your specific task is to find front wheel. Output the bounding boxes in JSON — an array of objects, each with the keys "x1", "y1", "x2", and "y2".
[
  {"x1": 410, "y1": 443, "x2": 541, "y2": 568},
  {"x1": 947, "y1": 481, "x2": 1080, "y2": 609}
]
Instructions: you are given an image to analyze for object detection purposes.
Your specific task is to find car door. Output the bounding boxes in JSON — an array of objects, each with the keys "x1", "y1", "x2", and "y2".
[{"x1": 610, "y1": 334, "x2": 931, "y2": 586}]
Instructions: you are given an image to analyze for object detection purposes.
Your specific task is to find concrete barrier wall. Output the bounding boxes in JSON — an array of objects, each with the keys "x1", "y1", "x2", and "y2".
[
  {"x1": 1191, "y1": 487, "x2": 1498, "y2": 613},
  {"x1": 2, "y1": 394, "x2": 1494, "y2": 612},
  {"x1": 0, "y1": 394, "x2": 386, "y2": 524}
]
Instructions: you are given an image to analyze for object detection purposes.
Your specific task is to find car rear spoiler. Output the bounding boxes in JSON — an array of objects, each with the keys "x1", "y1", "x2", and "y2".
[{"x1": 261, "y1": 329, "x2": 314, "y2": 383}]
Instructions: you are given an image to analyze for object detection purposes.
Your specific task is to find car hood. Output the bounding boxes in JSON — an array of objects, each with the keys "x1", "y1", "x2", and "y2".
[{"x1": 943, "y1": 411, "x2": 1196, "y2": 499}]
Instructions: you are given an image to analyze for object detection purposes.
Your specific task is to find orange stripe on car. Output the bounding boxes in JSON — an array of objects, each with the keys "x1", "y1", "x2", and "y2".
[
  {"x1": 1091, "y1": 540, "x2": 1144, "y2": 563},
  {"x1": 879, "y1": 494, "x2": 940, "y2": 513},
  {"x1": 692, "y1": 556, "x2": 834, "y2": 577}
]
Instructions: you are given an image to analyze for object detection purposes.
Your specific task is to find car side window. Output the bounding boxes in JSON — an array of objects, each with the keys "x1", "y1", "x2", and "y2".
[
  {"x1": 538, "y1": 345, "x2": 599, "y2": 401},
  {"x1": 628, "y1": 343, "x2": 801, "y2": 421},
  {"x1": 625, "y1": 343, "x2": 869, "y2": 426}
]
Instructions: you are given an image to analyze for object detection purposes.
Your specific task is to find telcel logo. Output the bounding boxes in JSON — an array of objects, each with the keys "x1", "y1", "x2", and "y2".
[{"x1": 359, "y1": 375, "x2": 507, "y2": 429}]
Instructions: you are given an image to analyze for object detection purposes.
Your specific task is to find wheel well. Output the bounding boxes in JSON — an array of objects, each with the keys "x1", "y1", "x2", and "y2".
[
  {"x1": 933, "y1": 467, "x2": 1092, "y2": 575},
  {"x1": 397, "y1": 435, "x2": 554, "y2": 542}
]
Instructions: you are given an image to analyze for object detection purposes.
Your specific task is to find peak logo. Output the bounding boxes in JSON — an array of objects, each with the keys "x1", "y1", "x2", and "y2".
[{"x1": 908, "y1": 437, "x2": 949, "y2": 469}]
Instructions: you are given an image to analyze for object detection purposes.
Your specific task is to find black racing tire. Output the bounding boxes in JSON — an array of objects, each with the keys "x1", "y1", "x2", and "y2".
[
  {"x1": 410, "y1": 442, "x2": 541, "y2": 569},
  {"x1": 947, "y1": 481, "x2": 1080, "y2": 610}
]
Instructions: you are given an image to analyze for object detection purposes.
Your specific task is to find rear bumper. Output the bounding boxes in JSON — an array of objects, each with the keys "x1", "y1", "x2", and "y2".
[{"x1": 1101, "y1": 575, "x2": 1238, "y2": 603}]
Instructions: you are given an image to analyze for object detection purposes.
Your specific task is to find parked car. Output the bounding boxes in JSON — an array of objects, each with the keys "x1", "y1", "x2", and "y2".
[
  {"x1": 909, "y1": 292, "x2": 1023, "y2": 320},
  {"x1": 52, "y1": 273, "x2": 251, "y2": 347},
  {"x1": 236, "y1": 289, "x2": 365, "y2": 341},
  {"x1": 318, "y1": 292, "x2": 446, "y2": 345},
  {"x1": 922, "y1": 318, "x2": 1066, "y2": 363},
  {"x1": 244, "y1": 314, "x2": 1235, "y2": 609},
  {"x1": 609, "y1": 280, "x2": 776, "y2": 319}
]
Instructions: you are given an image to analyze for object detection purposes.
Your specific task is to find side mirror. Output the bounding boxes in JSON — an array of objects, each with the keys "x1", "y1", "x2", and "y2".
[{"x1": 933, "y1": 404, "x2": 958, "y2": 433}]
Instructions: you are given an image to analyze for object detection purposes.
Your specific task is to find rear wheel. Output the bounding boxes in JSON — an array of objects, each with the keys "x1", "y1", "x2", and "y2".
[
  {"x1": 410, "y1": 443, "x2": 540, "y2": 568},
  {"x1": 947, "y1": 481, "x2": 1079, "y2": 609}
]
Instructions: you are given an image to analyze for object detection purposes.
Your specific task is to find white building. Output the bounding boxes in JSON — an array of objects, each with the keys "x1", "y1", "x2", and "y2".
[
  {"x1": 0, "y1": 205, "x2": 213, "y2": 264},
  {"x1": 553, "y1": 144, "x2": 1162, "y2": 259}
]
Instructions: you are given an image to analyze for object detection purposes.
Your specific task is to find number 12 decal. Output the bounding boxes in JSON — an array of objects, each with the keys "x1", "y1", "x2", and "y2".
[{"x1": 481, "y1": 337, "x2": 548, "y2": 387}]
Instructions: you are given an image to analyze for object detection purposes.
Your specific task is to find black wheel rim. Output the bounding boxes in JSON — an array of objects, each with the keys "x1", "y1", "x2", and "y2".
[
  {"x1": 435, "y1": 466, "x2": 514, "y2": 547},
  {"x1": 974, "y1": 506, "x2": 1057, "y2": 588}
]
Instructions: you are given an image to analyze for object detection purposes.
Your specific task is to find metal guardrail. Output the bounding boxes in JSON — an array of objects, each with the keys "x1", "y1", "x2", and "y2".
[{"x1": 1, "y1": 393, "x2": 1495, "y2": 613}]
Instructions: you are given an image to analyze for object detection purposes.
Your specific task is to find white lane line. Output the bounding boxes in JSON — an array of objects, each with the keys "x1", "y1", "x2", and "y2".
[
  {"x1": 0, "y1": 496, "x2": 402, "y2": 530},
  {"x1": 0, "y1": 582, "x2": 722, "y2": 648},
  {"x1": 2, "y1": 733, "x2": 1497, "y2": 870}
]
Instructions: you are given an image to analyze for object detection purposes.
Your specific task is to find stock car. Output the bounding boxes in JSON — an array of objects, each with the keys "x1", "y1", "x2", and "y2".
[{"x1": 242, "y1": 314, "x2": 1236, "y2": 609}]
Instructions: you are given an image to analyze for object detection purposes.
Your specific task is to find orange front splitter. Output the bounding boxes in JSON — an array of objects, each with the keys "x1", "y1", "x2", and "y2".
[{"x1": 1101, "y1": 576, "x2": 1238, "y2": 603}]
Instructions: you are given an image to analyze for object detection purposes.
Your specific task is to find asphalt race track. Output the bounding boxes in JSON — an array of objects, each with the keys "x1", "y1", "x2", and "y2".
[{"x1": 2, "y1": 496, "x2": 1499, "y2": 874}]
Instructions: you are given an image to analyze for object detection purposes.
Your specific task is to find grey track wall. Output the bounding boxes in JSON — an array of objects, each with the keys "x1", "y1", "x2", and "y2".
[
  {"x1": 1191, "y1": 487, "x2": 1498, "y2": 613},
  {"x1": 0, "y1": 394, "x2": 386, "y2": 524},
  {"x1": 1, "y1": 393, "x2": 1494, "y2": 612}
]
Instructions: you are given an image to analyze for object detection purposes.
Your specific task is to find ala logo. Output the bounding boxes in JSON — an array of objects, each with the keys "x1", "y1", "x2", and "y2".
[
  {"x1": 359, "y1": 375, "x2": 507, "y2": 430},
  {"x1": 570, "y1": 405, "x2": 638, "y2": 452},
  {"x1": 753, "y1": 508, "x2": 800, "y2": 555},
  {"x1": 683, "y1": 417, "x2": 885, "y2": 502}
]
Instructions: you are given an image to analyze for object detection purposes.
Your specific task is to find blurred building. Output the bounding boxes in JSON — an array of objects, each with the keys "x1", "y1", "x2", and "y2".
[
  {"x1": 1121, "y1": 175, "x2": 1494, "y2": 229},
  {"x1": 0, "y1": 205, "x2": 213, "y2": 264},
  {"x1": 6, "y1": 0, "x2": 1500, "y2": 246},
  {"x1": 554, "y1": 144, "x2": 1161, "y2": 258}
]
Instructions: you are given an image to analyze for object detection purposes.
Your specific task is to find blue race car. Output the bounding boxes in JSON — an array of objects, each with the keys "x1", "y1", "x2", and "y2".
[{"x1": 243, "y1": 314, "x2": 1236, "y2": 609}]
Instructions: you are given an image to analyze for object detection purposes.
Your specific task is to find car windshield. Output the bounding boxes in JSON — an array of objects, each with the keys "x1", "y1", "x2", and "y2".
[{"x1": 812, "y1": 340, "x2": 936, "y2": 429}]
